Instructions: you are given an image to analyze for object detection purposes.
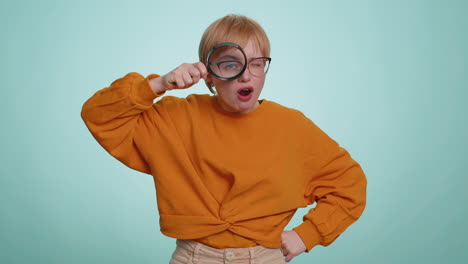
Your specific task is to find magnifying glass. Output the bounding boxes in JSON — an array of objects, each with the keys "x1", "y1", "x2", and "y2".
[{"x1": 206, "y1": 42, "x2": 247, "y2": 81}]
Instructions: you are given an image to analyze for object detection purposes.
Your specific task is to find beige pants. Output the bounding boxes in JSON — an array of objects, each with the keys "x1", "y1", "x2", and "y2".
[{"x1": 170, "y1": 239, "x2": 286, "y2": 264}]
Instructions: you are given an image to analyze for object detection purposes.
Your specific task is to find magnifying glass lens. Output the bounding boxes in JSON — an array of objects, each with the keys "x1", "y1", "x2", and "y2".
[{"x1": 207, "y1": 44, "x2": 247, "y2": 80}]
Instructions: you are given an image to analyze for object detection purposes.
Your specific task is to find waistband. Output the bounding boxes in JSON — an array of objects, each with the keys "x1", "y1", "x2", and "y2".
[{"x1": 175, "y1": 239, "x2": 284, "y2": 263}]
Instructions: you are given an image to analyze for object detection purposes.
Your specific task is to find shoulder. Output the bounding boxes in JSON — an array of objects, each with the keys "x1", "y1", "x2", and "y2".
[
  {"x1": 266, "y1": 100, "x2": 312, "y2": 125},
  {"x1": 153, "y1": 93, "x2": 211, "y2": 113},
  {"x1": 267, "y1": 100, "x2": 331, "y2": 139},
  {"x1": 155, "y1": 93, "x2": 210, "y2": 105},
  {"x1": 186, "y1": 93, "x2": 212, "y2": 105}
]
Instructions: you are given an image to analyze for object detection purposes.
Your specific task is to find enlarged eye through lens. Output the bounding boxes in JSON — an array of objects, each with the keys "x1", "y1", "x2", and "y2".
[
  {"x1": 207, "y1": 43, "x2": 247, "y2": 81},
  {"x1": 219, "y1": 61, "x2": 243, "y2": 73}
]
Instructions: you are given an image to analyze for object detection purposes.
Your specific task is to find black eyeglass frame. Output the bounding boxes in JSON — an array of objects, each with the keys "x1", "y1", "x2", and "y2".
[{"x1": 246, "y1": 56, "x2": 272, "y2": 77}]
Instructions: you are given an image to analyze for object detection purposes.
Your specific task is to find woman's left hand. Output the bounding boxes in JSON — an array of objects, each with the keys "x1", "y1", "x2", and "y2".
[{"x1": 281, "y1": 230, "x2": 307, "y2": 262}]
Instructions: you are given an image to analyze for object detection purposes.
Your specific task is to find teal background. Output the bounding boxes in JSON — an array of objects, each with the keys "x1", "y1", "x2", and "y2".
[{"x1": 1, "y1": 0, "x2": 467, "y2": 263}]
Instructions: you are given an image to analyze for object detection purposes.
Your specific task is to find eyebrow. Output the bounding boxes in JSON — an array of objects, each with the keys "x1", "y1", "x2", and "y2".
[{"x1": 218, "y1": 54, "x2": 242, "y2": 61}]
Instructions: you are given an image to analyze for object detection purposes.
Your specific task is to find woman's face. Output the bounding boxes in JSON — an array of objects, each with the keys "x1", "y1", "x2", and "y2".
[{"x1": 209, "y1": 39, "x2": 266, "y2": 114}]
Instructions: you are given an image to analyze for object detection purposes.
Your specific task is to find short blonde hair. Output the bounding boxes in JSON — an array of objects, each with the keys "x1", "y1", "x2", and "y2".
[{"x1": 199, "y1": 14, "x2": 271, "y2": 93}]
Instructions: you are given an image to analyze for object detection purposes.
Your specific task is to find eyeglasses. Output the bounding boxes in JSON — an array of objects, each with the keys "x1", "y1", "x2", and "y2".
[
  {"x1": 209, "y1": 57, "x2": 271, "y2": 78},
  {"x1": 207, "y1": 42, "x2": 272, "y2": 81}
]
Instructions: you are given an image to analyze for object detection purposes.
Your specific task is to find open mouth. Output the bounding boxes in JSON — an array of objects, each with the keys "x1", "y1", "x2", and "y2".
[{"x1": 238, "y1": 87, "x2": 253, "y2": 96}]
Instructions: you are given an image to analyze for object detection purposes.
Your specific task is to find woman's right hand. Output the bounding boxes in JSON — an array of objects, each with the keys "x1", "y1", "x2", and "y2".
[{"x1": 150, "y1": 62, "x2": 208, "y2": 94}]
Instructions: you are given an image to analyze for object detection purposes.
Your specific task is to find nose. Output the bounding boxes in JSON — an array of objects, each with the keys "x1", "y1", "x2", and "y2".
[{"x1": 237, "y1": 65, "x2": 251, "y2": 82}]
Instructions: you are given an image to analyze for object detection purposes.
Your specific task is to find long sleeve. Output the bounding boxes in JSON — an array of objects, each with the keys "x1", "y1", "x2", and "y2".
[
  {"x1": 80, "y1": 72, "x2": 166, "y2": 174},
  {"x1": 293, "y1": 115, "x2": 367, "y2": 253}
]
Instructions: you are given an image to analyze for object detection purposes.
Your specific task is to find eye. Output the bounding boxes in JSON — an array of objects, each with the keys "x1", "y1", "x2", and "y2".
[
  {"x1": 220, "y1": 61, "x2": 241, "y2": 71},
  {"x1": 250, "y1": 59, "x2": 265, "y2": 68}
]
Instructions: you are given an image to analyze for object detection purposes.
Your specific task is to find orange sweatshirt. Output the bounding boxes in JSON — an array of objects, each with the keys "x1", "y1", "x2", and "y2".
[{"x1": 81, "y1": 72, "x2": 367, "y2": 253}]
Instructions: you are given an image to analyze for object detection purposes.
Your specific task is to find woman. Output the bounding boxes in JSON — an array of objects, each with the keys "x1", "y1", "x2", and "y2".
[{"x1": 81, "y1": 14, "x2": 367, "y2": 264}]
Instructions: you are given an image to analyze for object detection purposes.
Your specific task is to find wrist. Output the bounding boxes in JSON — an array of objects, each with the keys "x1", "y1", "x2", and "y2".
[
  {"x1": 293, "y1": 221, "x2": 321, "y2": 253},
  {"x1": 147, "y1": 74, "x2": 167, "y2": 95}
]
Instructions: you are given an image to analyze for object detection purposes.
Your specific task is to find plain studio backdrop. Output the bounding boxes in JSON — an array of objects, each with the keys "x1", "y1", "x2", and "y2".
[{"x1": 1, "y1": 0, "x2": 467, "y2": 263}]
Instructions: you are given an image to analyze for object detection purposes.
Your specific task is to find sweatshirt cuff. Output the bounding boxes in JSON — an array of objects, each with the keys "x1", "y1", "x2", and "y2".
[
  {"x1": 132, "y1": 73, "x2": 166, "y2": 106},
  {"x1": 293, "y1": 220, "x2": 321, "y2": 253}
]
